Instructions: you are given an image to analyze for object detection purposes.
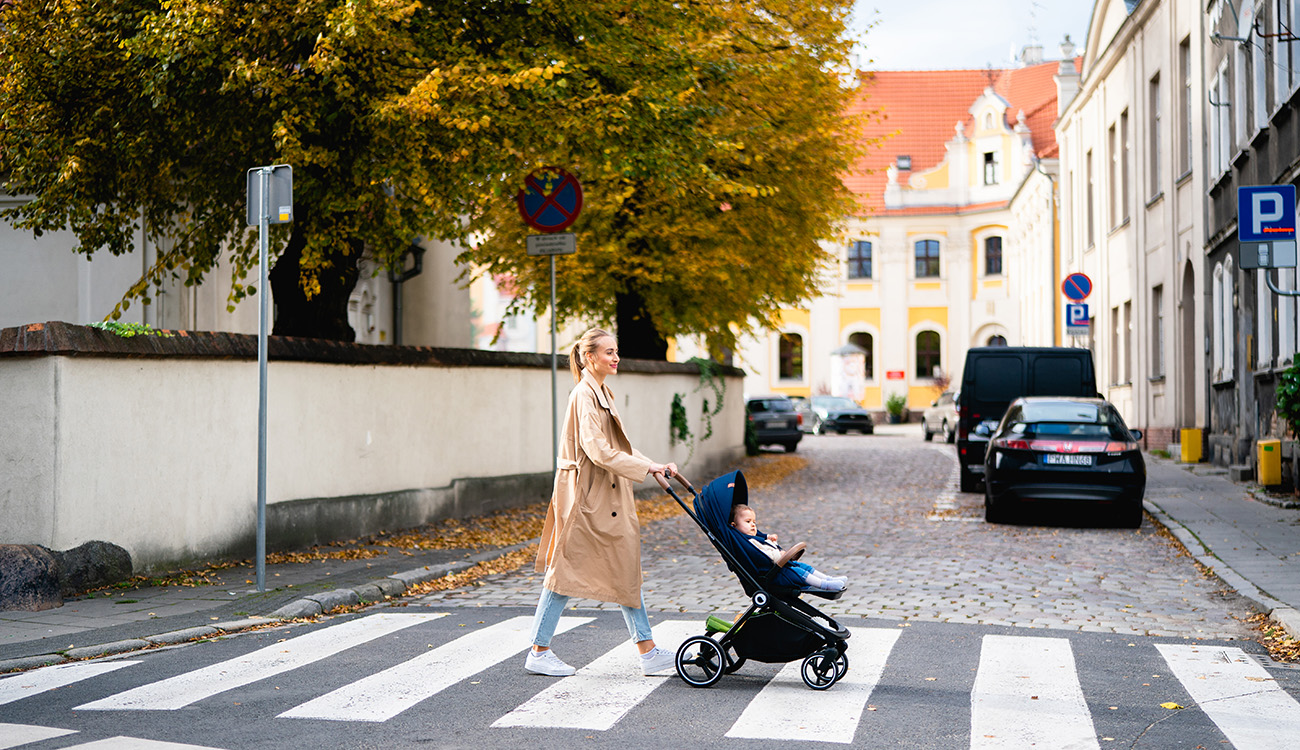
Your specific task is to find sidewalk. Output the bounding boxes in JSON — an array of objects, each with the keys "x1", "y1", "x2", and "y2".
[
  {"x1": 2, "y1": 450, "x2": 1298, "y2": 674},
  {"x1": 1142, "y1": 456, "x2": 1300, "y2": 639}
]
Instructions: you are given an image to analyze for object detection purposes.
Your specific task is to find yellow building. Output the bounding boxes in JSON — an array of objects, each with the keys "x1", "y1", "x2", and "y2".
[{"x1": 738, "y1": 51, "x2": 1076, "y2": 414}]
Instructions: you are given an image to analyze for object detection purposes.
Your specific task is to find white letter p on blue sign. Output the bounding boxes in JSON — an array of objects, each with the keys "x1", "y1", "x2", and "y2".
[{"x1": 1253, "y1": 193, "x2": 1285, "y2": 236}]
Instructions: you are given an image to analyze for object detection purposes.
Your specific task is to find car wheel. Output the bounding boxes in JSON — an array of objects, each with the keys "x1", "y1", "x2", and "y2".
[
  {"x1": 784, "y1": 441, "x2": 798, "y2": 453},
  {"x1": 922, "y1": 421, "x2": 934, "y2": 441},
  {"x1": 1120, "y1": 503, "x2": 1144, "y2": 529},
  {"x1": 813, "y1": 417, "x2": 825, "y2": 435},
  {"x1": 984, "y1": 494, "x2": 1010, "y2": 524},
  {"x1": 959, "y1": 464, "x2": 979, "y2": 493},
  {"x1": 942, "y1": 421, "x2": 955, "y2": 444}
]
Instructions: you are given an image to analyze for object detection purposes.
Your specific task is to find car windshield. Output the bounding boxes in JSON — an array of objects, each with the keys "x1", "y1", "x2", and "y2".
[
  {"x1": 813, "y1": 397, "x2": 858, "y2": 409},
  {"x1": 748, "y1": 399, "x2": 792, "y2": 413}
]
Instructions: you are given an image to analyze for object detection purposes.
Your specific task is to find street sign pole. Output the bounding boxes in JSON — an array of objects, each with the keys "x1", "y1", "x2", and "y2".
[{"x1": 256, "y1": 167, "x2": 270, "y2": 593}]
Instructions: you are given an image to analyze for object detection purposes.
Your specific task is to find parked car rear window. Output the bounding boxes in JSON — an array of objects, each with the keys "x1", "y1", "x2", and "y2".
[
  {"x1": 972, "y1": 357, "x2": 1023, "y2": 402},
  {"x1": 1019, "y1": 403, "x2": 1104, "y2": 423},
  {"x1": 1031, "y1": 357, "x2": 1088, "y2": 396},
  {"x1": 748, "y1": 398, "x2": 793, "y2": 413},
  {"x1": 813, "y1": 396, "x2": 858, "y2": 409}
]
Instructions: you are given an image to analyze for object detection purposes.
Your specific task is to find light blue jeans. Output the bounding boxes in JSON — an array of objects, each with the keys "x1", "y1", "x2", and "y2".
[{"x1": 530, "y1": 587, "x2": 653, "y2": 648}]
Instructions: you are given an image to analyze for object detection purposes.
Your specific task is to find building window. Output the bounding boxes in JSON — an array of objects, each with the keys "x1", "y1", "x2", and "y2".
[
  {"x1": 1179, "y1": 39, "x2": 1192, "y2": 175},
  {"x1": 916, "y1": 331, "x2": 941, "y2": 378},
  {"x1": 1149, "y1": 76, "x2": 1161, "y2": 197},
  {"x1": 1258, "y1": 259, "x2": 1273, "y2": 368},
  {"x1": 984, "y1": 236, "x2": 1003, "y2": 276},
  {"x1": 1211, "y1": 62, "x2": 1231, "y2": 175},
  {"x1": 1121, "y1": 109, "x2": 1130, "y2": 220},
  {"x1": 1086, "y1": 149, "x2": 1095, "y2": 246},
  {"x1": 1235, "y1": 42, "x2": 1249, "y2": 145},
  {"x1": 1213, "y1": 259, "x2": 1236, "y2": 378},
  {"x1": 849, "y1": 332, "x2": 874, "y2": 379},
  {"x1": 987, "y1": 334, "x2": 1008, "y2": 346},
  {"x1": 778, "y1": 333, "x2": 803, "y2": 380},
  {"x1": 1111, "y1": 305, "x2": 1121, "y2": 385},
  {"x1": 1213, "y1": 263, "x2": 1225, "y2": 374},
  {"x1": 1152, "y1": 285, "x2": 1165, "y2": 377},
  {"x1": 1123, "y1": 301, "x2": 1132, "y2": 383},
  {"x1": 915, "y1": 239, "x2": 941, "y2": 278},
  {"x1": 1253, "y1": 4, "x2": 1268, "y2": 129},
  {"x1": 847, "y1": 240, "x2": 872, "y2": 279},
  {"x1": 983, "y1": 151, "x2": 999, "y2": 185}
]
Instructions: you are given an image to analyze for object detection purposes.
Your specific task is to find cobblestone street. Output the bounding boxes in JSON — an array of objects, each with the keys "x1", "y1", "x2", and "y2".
[{"x1": 418, "y1": 429, "x2": 1258, "y2": 640}]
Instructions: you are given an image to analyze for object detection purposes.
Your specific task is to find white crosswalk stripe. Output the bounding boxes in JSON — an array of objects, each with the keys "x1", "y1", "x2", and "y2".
[
  {"x1": 971, "y1": 635, "x2": 1099, "y2": 750},
  {"x1": 726, "y1": 627, "x2": 900, "y2": 744},
  {"x1": 492, "y1": 619, "x2": 699, "y2": 731},
  {"x1": 279, "y1": 615, "x2": 592, "y2": 722},
  {"x1": 1157, "y1": 643, "x2": 1300, "y2": 750},
  {"x1": 0, "y1": 662, "x2": 138, "y2": 707},
  {"x1": 75, "y1": 612, "x2": 444, "y2": 711},
  {"x1": 0, "y1": 723, "x2": 77, "y2": 749},
  {"x1": 63, "y1": 738, "x2": 227, "y2": 750}
]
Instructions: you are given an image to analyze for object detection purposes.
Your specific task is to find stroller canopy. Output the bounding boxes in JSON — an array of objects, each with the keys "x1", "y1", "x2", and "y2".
[{"x1": 696, "y1": 470, "x2": 805, "y2": 591}]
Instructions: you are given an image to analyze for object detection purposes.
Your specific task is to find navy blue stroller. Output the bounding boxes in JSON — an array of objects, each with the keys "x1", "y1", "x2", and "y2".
[{"x1": 654, "y1": 470, "x2": 851, "y2": 689}]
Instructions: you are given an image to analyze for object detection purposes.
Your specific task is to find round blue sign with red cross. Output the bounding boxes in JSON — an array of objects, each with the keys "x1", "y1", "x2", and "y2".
[
  {"x1": 516, "y1": 167, "x2": 583, "y2": 233},
  {"x1": 1061, "y1": 272, "x2": 1093, "y2": 301}
]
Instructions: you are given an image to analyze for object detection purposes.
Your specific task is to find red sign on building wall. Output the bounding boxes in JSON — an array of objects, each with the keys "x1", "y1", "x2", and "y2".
[{"x1": 886, "y1": 370, "x2": 905, "y2": 380}]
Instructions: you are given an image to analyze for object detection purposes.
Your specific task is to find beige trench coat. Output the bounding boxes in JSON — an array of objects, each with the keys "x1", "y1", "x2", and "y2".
[{"x1": 535, "y1": 370, "x2": 653, "y2": 608}]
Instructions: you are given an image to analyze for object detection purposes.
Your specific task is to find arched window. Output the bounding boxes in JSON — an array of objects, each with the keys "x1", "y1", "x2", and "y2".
[
  {"x1": 987, "y1": 335, "x2": 1008, "y2": 346},
  {"x1": 778, "y1": 333, "x2": 803, "y2": 380},
  {"x1": 916, "y1": 331, "x2": 941, "y2": 378},
  {"x1": 915, "y1": 239, "x2": 941, "y2": 278},
  {"x1": 984, "y1": 236, "x2": 1003, "y2": 276},
  {"x1": 849, "y1": 332, "x2": 874, "y2": 379},
  {"x1": 1212, "y1": 262, "x2": 1224, "y2": 374},
  {"x1": 847, "y1": 240, "x2": 872, "y2": 279},
  {"x1": 1222, "y1": 257, "x2": 1235, "y2": 373}
]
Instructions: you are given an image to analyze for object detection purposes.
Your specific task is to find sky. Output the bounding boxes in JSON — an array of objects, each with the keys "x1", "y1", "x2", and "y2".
[{"x1": 851, "y1": 1, "x2": 1097, "y2": 70}]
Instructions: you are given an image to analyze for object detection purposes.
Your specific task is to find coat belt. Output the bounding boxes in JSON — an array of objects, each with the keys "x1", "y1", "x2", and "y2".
[{"x1": 557, "y1": 458, "x2": 580, "y2": 471}]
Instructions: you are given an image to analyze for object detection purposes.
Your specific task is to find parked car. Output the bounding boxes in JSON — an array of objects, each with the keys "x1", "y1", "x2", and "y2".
[
  {"x1": 789, "y1": 395, "x2": 816, "y2": 433},
  {"x1": 746, "y1": 396, "x2": 802, "y2": 452},
  {"x1": 807, "y1": 395, "x2": 874, "y2": 434},
  {"x1": 922, "y1": 390, "x2": 958, "y2": 443},
  {"x1": 983, "y1": 397, "x2": 1145, "y2": 528},
  {"x1": 956, "y1": 347, "x2": 1099, "y2": 493}
]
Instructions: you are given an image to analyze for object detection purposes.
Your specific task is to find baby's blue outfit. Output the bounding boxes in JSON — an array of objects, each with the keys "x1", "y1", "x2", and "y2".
[{"x1": 744, "y1": 533, "x2": 819, "y2": 586}]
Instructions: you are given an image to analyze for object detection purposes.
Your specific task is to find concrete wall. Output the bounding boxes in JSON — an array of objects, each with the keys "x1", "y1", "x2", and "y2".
[{"x1": 0, "y1": 323, "x2": 744, "y2": 571}]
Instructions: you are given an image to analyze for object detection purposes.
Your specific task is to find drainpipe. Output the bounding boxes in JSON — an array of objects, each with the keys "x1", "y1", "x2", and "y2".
[
  {"x1": 387, "y1": 241, "x2": 425, "y2": 346},
  {"x1": 1034, "y1": 158, "x2": 1059, "y2": 345}
]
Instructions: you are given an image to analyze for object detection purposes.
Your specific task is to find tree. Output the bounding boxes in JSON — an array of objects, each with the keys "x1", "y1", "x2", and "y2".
[
  {"x1": 0, "y1": 0, "x2": 870, "y2": 349},
  {"x1": 462, "y1": 0, "x2": 870, "y2": 359}
]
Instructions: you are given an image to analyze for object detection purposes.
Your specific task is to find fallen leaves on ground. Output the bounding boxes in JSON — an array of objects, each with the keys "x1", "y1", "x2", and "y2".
[
  {"x1": 1248, "y1": 612, "x2": 1300, "y2": 662},
  {"x1": 403, "y1": 546, "x2": 541, "y2": 596}
]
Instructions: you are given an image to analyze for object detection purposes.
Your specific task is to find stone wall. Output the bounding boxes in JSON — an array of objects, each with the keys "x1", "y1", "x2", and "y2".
[{"x1": 0, "y1": 322, "x2": 745, "y2": 571}]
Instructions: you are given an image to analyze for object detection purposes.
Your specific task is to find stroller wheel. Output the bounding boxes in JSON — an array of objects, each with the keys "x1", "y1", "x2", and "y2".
[
  {"x1": 676, "y1": 636, "x2": 727, "y2": 688},
  {"x1": 833, "y1": 651, "x2": 849, "y2": 681},
  {"x1": 723, "y1": 646, "x2": 746, "y2": 674},
  {"x1": 801, "y1": 651, "x2": 839, "y2": 690}
]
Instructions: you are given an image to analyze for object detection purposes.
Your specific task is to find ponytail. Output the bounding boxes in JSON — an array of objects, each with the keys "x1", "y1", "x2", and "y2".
[{"x1": 570, "y1": 327, "x2": 615, "y2": 383}]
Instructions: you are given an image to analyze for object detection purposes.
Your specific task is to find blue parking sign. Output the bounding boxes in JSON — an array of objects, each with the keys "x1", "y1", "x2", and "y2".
[{"x1": 1238, "y1": 185, "x2": 1296, "y2": 242}]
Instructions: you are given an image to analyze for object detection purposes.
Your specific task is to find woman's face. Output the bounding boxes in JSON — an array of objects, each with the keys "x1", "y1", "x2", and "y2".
[{"x1": 587, "y1": 336, "x2": 620, "y2": 378}]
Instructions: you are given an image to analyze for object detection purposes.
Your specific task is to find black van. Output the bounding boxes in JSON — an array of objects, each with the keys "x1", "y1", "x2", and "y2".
[{"x1": 955, "y1": 347, "x2": 1099, "y2": 492}]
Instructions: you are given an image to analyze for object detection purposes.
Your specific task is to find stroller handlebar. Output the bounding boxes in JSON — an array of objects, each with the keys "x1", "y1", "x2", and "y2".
[{"x1": 652, "y1": 470, "x2": 695, "y2": 495}]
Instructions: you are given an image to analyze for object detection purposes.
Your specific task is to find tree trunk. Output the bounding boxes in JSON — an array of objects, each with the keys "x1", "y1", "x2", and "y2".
[
  {"x1": 615, "y1": 285, "x2": 667, "y2": 360},
  {"x1": 268, "y1": 208, "x2": 360, "y2": 341}
]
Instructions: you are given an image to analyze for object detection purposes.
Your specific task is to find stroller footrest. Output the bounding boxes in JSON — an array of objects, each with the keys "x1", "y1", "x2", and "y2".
[{"x1": 705, "y1": 615, "x2": 734, "y2": 634}]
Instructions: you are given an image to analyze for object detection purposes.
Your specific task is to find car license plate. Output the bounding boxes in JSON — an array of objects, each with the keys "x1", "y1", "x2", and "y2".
[
  {"x1": 1044, "y1": 454, "x2": 1093, "y2": 466},
  {"x1": 766, "y1": 420, "x2": 786, "y2": 429}
]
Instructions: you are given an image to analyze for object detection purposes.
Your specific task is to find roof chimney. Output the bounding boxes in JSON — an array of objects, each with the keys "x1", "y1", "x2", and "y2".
[{"x1": 1019, "y1": 44, "x2": 1044, "y2": 66}]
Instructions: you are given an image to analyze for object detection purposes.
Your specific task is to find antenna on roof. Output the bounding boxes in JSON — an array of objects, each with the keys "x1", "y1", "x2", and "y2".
[{"x1": 1028, "y1": 0, "x2": 1044, "y2": 47}]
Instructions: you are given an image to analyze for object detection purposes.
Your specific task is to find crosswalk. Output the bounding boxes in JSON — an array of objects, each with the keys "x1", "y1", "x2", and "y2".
[{"x1": 1, "y1": 611, "x2": 1298, "y2": 749}]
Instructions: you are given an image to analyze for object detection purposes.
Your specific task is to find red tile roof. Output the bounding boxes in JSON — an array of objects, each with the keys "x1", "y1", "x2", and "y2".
[{"x1": 846, "y1": 60, "x2": 1079, "y2": 214}]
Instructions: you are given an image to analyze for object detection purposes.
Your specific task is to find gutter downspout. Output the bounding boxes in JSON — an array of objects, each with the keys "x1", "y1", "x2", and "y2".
[{"x1": 1034, "y1": 158, "x2": 1059, "y2": 345}]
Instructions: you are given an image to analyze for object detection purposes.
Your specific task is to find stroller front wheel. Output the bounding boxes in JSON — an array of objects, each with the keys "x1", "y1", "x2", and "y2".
[
  {"x1": 676, "y1": 636, "x2": 727, "y2": 688},
  {"x1": 801, "y1": 650, "x2": 843, "y2": 690}
]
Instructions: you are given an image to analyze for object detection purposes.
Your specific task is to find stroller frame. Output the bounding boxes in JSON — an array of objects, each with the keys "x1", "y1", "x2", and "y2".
[{"x1": 654, "y1": 471, "x2": 852, "y2": 690}]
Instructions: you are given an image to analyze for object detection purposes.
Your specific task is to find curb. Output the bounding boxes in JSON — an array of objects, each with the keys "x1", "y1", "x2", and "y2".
[
  {"x1": 0, "y1": 541, "x2": 535, "y2": 675},
  {"x1": 1143, "y1": 499, "x2": 1300, "y2": 641}
]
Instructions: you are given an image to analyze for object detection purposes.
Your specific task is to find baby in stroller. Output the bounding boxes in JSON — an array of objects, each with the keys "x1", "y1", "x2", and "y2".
[{"x1": 730, "y1": 505, "x2": 847, "y2": 592}]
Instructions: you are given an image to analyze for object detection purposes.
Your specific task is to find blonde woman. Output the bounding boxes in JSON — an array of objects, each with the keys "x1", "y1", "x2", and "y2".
[{"x1": 527, "y1": 328, "x2": 679, "y2": 677}]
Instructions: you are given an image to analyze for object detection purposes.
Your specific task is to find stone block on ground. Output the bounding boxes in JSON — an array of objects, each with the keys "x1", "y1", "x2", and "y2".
[
  {"x1": 0, "y1": 544, "x2": 62, "y2": 611},
  {"x1": 305, "y1": 589, "x2": 360, "y2": 612},
  {"x1": 52, "y1": 541, "x2": 132, "y2": 596}
]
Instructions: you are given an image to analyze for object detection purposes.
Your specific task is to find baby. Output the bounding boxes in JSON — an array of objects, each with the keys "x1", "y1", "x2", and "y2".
[{"x1": 730, "y1": 505, "x2": 847, "y2": 592}]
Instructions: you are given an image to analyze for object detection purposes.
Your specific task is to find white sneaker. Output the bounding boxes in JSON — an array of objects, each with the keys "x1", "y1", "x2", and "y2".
[
  {"x1": 640, "y1": 646, "x2": 676, "y2": 675},
  {"x1": 525, "y1": 648, "x2": 576, "y2": 676}
]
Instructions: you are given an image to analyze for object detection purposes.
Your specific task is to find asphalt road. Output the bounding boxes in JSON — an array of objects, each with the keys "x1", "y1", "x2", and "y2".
[{"x1": 2, "y1": 431, "x2": 1298, "y2": 749}]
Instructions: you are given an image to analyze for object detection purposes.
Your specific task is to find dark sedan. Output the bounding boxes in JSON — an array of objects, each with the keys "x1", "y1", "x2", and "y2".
[
  {"x1": 808, "y1": 396, "x2": 875, "y2": 435},
  {"x1": 746, "y1": 396, "x2": 802, "y2": 452},
  {"x1": 983, "y1": 397, "x2": 1145, "y2": 527}
]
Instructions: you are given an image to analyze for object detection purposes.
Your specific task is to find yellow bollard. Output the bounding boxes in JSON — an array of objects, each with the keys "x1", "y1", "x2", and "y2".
[
  {"x1": 1180, "y1": 428, "x2": 1202, "y2": 463},
  {"x1": 1258, "y1": 439, "x2": 1282, "y2": 486}
]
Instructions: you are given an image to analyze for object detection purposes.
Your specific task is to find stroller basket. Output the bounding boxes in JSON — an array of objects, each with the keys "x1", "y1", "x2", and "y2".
[{"x1": 653, "y1": 469, "x2": 851, "y2": 689}]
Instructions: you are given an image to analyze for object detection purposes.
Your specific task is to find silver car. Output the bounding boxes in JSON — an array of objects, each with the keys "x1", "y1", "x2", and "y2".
[{"x1": 922, "y1": 391, "x2": 958, "y2": 443}]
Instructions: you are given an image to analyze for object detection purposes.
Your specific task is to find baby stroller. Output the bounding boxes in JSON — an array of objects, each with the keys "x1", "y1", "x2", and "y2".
[{"x1": 653, "y1": 470, "x2": 851, "y2": 689}]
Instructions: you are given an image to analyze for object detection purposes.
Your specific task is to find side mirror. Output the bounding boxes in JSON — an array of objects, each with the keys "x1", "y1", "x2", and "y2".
[
  {"x1": 930, "y1": 400, "x2": 938, "y2": 407},
  {"x1": 973, "y1": 422, "x2": 993, "y2": 437},
  {"x1": 1130, "y1": 429, "x2": 1143, "y2": 441}
]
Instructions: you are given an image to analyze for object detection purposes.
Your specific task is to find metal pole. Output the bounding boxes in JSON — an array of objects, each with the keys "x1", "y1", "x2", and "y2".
[
  {"x1": 256, "y1": 167, "x2": 270, "y2": 592},
  {"x1": 550, "y1": 254, "x2": 558, "y2": 480}
]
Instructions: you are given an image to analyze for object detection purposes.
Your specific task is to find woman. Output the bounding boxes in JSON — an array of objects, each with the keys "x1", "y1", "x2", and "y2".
[{"x1": 526, "y1": 328, "x2": 679, "y2": 677}]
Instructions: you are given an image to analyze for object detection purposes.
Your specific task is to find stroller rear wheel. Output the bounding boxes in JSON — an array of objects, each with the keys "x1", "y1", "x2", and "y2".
[
  {"x1": 723, "y1": 645, "x2": 746, "y2": 674},
  {"x1": 676, "y1": 636, "x2": 728, "y2": 688},
  {"x1": 801, "y1": 649, "x2": 844, "y2": 690}
]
